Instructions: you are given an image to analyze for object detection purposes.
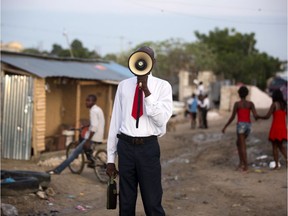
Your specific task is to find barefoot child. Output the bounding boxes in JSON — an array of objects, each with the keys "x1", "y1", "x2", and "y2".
[
  {"x1": 258, "y1": 89, "x2": 287, "y2": 169},
  {"x1": 222, "y1": 86, "x2": 258, "y2": 172}
]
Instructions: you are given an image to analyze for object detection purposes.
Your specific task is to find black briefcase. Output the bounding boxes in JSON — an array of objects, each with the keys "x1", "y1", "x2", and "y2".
[{"x1": 106, "y1": 177, "x2": 117, "y2": 209}]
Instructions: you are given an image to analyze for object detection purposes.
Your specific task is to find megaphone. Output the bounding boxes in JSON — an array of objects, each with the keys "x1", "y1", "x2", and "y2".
[{"x1": 128, "y1": 50, "x2": 154, "y2": 76}]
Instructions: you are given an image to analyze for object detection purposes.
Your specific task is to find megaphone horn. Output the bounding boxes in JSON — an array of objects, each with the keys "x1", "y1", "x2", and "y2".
[{"x1": 128, "y1": 51, "x2": 154, "y2": 76}]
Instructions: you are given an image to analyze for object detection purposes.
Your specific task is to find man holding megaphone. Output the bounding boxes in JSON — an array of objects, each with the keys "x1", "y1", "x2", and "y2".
[{"x1": 106, "y1": 46, "x2": 173, "y2": 216}]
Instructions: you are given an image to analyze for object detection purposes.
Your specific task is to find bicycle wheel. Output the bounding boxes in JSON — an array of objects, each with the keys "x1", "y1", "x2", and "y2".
[
  {"x1": 66, "y1": 141, "x2": 85, "y2": 174},
  {"x1": 93, "y1": 149, "x2": 109, "y2": 183}
]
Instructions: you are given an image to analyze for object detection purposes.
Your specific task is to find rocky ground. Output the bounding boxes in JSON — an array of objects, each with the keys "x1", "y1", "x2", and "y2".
[{"x1": 1, "y1": 110, "x2": 287, "y2": 216}]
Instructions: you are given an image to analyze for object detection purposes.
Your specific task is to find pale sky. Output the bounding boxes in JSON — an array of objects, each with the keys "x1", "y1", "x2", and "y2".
[{"x1": 1, "y1": 0, "x2": 287, "y2": 60}]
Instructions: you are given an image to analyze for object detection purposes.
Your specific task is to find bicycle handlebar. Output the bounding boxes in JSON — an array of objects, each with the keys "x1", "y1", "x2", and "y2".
[
  {"x1": 69, "y1": 126, "x2": 89, "y2": 132},
  {"x1": 69, "y1": 128, "x2": 80, "y2": 131}
]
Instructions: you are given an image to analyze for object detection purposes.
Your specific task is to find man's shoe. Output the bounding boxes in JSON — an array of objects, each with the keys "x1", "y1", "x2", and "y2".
[{"x1": 87, "y1": 161, "x2": 96, "y2": 168}]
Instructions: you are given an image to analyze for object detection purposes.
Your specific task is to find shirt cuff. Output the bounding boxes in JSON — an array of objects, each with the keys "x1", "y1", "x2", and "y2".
[
  {"x1": 145, "y1": 94, "x2": 155, "y2": 105},
  {"x1": 107, "y1": 153, "x2": 115, "y2": 164},
  {"x1": 89, "y1": 126, "x2": 97, "y2": 132}
]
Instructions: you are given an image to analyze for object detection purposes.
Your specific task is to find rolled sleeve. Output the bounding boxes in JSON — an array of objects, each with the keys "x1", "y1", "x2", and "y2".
[
  {"x1": 107, "y1": 85, "x2": 122, "y2": 163},
  {"x1": 145, "y1": 82, "x2": 173, "y2": 127}
]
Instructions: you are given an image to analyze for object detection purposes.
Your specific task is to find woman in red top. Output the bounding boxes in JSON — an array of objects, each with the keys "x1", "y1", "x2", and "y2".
[
  {"x1": 222, "y1": 86, "x2": 258, "y2": 172},
  {"x1": 258, "y1": 89, "x2": 287, "y2": 169}
]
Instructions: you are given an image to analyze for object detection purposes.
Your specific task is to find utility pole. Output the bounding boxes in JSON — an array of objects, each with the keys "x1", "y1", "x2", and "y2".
[{"x1": 63, "y1": 29, "x2": 74, "y2": 58}]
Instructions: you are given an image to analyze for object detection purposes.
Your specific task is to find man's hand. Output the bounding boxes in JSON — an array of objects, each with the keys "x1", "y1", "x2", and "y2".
[
  {"x1": 106, "y1": 163, "x2": 118, "y2": 178},
  {"x1": 137, "y1": 75, "x2": 151, "y2": 97}
]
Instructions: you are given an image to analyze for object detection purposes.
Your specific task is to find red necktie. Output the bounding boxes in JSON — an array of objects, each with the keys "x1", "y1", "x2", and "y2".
[{"x1": 131, "y1": 84, "x2": 143, "y2": 127}]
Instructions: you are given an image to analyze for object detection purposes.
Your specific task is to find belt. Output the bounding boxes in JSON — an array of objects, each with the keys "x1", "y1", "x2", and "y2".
[
  {"x1": 117, "y1": 133, "x2": 157, "y2": 145},
  {"x1": 91, "y1": 141, "x2": 102, "y2": 145}
]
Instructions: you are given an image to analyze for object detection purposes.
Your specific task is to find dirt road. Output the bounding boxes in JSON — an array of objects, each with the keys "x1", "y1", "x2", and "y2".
[{"x1": 1, "y1": 110, "x2": 287, "y2": 216}]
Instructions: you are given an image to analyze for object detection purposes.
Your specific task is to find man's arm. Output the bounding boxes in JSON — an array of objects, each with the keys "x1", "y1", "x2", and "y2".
[
  {"x1": 106, "y1": 85, "x2": 122, "y2": 178},
  {"x1": 107, "y1": 84, "x2": 122, "y2": 164},
  {"x1": 138, "y1": 75, "x2": 173, "y2": 127},
  {"x1": 145, "y1": 82, "x2": 173, "y2": 127}
]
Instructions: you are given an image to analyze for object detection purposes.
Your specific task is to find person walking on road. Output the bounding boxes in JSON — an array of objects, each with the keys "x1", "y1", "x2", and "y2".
[
  {"x1": 222, "y1": 86, "x2": 258, "y2": 172},
  {"x1": 258, "y1": 89, "x2": 287, "y2": 169}
]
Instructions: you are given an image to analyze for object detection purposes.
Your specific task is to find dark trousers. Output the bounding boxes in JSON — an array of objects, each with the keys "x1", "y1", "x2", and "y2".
[
  {"x1": 53, "y1": 140, "x2": 86, "y2": 174},
  {"x1": 117, "y1": 137, "x2": 165, "y2": 216},
  {"x1": 202, "y1": 108, "x2": 208, "y2": 128}
]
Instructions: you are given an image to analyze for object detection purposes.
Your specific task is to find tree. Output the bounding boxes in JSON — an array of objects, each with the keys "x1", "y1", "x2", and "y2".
[
  {"x1": 103, "y1": 53, "x2": 118, "y2": 62},
  {"x1": 51, "y1": 44, "x2": 63, "y2": 56},
  {"x1": 21, "y1": 31, "x2": 279, "y2": 90},
  {"x1": 23, "y1": 48, "x2": 45, "y2": 55},
  {"x1": 112, "y1": 39, "x2": 218, "y2": 89},
  {"x1": 50, "y1": 39, "x2": 101, "y2": 59},
  {"x1": 109, "y1": 39, "x2": 218, "y2": 93},
  {"x1": 194, "y1": 28, "x2": 281, "y2": 89},
  {"x1": 70, "y1": 39, "x2": 100, "y2": 59},
  {"x1": 185, "y1": 42, "x2": 218, "y2": 72}
]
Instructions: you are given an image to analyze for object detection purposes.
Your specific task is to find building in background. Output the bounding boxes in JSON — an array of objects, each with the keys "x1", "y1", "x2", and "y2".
[
  {"x1": 1, "y1": 51, "x2": 132, "y2": 160},
  {"x1": 1, "y1": 41, "x2": 24, "y2": 52}
]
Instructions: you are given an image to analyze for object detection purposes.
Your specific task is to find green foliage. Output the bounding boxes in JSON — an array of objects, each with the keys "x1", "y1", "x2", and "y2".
[
  {"x1": 194, "y1": 28, "x2": 281, "y2": 89},
  {"x1": 51, "y1": 44, "x2": 71, "y2": 57},
  {"x1": 114, "y1": 39, "x2": 218, "y2": 87},
  {"x1": 24, "y1": 39, "x2": 100, "y2": 59},
  {"x1": 23, "y1": 48, "x2": 44, "y2": 55},
  {"x1": 21, "y1": 29, "x2": 281, "y2": 90},
  {"x1": 70, "y1": 39, "x2": 95, "y2": 58},
  {"x1": 185, "y1": 42, "x2": 217, "y2": 72},
  {"x1": 103, "y1": 53, "x2": 118, "y2": 62},
  {"x1": 113, "y1": 30, "x2": 281, "y2": 90}
]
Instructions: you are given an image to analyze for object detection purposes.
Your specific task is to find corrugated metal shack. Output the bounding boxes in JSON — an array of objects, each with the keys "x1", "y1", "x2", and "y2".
[{"x1": 1, "y1": 51, "x2": 132, "y2": 160}]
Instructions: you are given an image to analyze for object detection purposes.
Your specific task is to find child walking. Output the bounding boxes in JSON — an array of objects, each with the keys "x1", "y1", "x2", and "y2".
[
  {"x1": 258, "y1": 89, "x2": 287, "y2": 169},
  {"x1": 222, "y1": 86, "x2": 258, "y2": 172}
]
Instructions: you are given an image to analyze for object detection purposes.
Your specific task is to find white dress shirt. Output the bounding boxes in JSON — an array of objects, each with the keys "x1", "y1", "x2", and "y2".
[
  {"x1": 197, "y1": 84, "x2": 205, "y2": 96},
  {"x1": 107, "y1": 74, "x2": 173, "y2": 163},
  {"x1": 199, "y1": 97, "x2": 210, "y2": 110},
  {"x1": 84, "y1": 104, "x2": 105, "y2": 143}
]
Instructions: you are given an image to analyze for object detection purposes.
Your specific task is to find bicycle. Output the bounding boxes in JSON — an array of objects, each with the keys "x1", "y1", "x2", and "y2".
[{"x1": 66, "y1": 126, "x2": 109, "y2": 183}]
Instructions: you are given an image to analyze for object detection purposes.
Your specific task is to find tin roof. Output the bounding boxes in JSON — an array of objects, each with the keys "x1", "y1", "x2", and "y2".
[{"x1": 1, "y1": 51, "x2": 133, "y2": 82}]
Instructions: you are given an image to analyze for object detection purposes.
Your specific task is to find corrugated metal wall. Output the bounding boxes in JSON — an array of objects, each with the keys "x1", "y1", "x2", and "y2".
[{"x1": 1, "y1": 74, "x2": 34, "y2": 160}]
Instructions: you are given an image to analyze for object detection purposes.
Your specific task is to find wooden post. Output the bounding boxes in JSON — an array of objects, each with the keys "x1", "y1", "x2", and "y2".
[
  {"x1": 33, "y1": 78, "x2": 46, "y2": 156},
  {"x1": 75, "y1": 82, "x2": 81, "y2": 140}
]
